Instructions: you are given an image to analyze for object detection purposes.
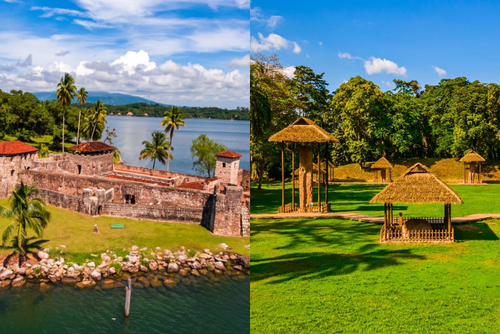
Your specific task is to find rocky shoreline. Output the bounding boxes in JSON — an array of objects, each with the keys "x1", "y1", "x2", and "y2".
[{"x1": 0, "y1": 245, "x2": 250, "y2": 291}]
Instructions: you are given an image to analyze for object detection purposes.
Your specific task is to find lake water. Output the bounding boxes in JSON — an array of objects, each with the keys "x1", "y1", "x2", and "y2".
[
  {"x1": 0, "y1": 277, "x2": 249, "y2": 334},
  {"x1": 102, "y1": 117, "x2": 250, "y2": 175}
]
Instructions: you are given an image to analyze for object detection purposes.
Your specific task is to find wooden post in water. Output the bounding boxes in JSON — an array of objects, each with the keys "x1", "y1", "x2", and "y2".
[{"x1": 125, "y1": 278, "x2": 132, "y2": 317}]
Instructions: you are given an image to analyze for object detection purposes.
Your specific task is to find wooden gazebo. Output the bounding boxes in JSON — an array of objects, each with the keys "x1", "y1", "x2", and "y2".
[
  {"x1": 370, "y1": 163, "x2": 463, "y2": 243},
  {"x1": 371, "y1": 157, "x2": 393, "y2": 183},
  {"x1": 459, "y1": 150, "x2": 485, "y2": 184},
  {"x1": 269, "y1": 117, "x2": 338, "y2": 213},
  {"x1": 291, "y1": 163, "x2": 325, "y2": 184},
  {"x1": 320, "y1": 159, "x2": 335, "y2": 183}
]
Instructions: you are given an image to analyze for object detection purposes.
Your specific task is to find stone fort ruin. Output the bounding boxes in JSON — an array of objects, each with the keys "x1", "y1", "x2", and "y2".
[{"x1": 0, "y1": 141, "x2": 250, "y2": 237}]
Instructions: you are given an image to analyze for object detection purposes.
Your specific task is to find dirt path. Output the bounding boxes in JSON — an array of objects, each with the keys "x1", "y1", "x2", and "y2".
[{"x1": 250, "y1": 212, "x2": 500, "y2": 224}]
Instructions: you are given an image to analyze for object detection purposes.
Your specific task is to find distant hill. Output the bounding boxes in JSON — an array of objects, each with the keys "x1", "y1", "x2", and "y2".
[{"x1": 33, "y1": 91, "x2": 166, "y2": 106}]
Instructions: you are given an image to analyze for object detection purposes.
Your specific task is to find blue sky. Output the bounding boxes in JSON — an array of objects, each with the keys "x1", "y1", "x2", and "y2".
[
  {"x1": 0, "y1": 0, "x2": 249, "y2": 108},
  {"x1": 251, "y1": 0, "x2": 500, "y2": 92}
]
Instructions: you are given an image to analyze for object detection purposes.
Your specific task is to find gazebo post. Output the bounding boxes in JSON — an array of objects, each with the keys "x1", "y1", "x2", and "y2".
[
  {"x1": 317, "y1": 143, "x2": 321, "y2": 211},
  {"x1": 463, "y1": 162, "x2": 466, "y2": 184},
  {"x1": 444, "y1": 204, "x2": 448, "y2": 230},
  {"x1": 477, "y1": 162, "x2": 481, "y2": 183},
  {"x1": 281, "y1": 141, "x2": 285, "y2": 210},
  {"x1": 383, "y1": 203, "x2": 388, "y2": 241},
  {"x1": 291, "y1": 144, "x2": 295, "y2": 210},
  {"x1": 324, "y1": 143, "x2": 329, "y2": 208}
]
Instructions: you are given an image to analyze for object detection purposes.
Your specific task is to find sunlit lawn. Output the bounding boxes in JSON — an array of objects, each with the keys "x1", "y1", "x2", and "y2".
[
  {"x1": 251, "y1": 182, "x2": 500, "y2": 217},
  {"x1": 0, "y1": 199, "x2": 249, "y2": 263},
  {"x1": 251, "y1": 217, "x2": 500, "y2": 333}
]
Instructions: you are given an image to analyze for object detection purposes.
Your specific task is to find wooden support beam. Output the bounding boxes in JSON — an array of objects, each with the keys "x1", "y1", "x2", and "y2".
[
  {"x1": 291, "y1": 144, "x2": 295, "y2": 210},
  {"x1": 317, "y1": 143, "x2": 321, "y2": 211},
  {"x1": 324, "y1": 143, "x2": 329, "y2": 207},
  {"x1": 463, "y1": 162, "x2": 466, "y2": 184},
  {"x1": 281, "y1": 141, "x2": 285, "y2": 209},
  {"x1": 479, "y1": 163, "x2": 482, "y2": 183}
]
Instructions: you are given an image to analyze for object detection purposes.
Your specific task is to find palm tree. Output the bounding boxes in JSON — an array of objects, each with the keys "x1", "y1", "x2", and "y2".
[
  {"x1": 76, "y1": 87, "x2": 88, "y2": 145},
  {"x1": 56, "y1": 73, "x2": 77, "y2": 153},
  {"x1": 0, "y1": 182, "x2": 51, "y2": 266},
  {"x1": 161, "y1": 106, "x2": 185, "y2": 171},
  {"x1": 139, "y1": 131, "x2": 172, "y2": 169},
  {"x1": 84, "y1": 100, "x2": 107, "y2": 141}
]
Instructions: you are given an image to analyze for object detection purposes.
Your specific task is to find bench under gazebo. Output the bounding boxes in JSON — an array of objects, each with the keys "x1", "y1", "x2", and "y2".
[
  {"x1": 459, "y1": 150, "x2": 485, "y2": 184},
  {"x1": 269, "y1": 117, "x2": 338, "y2": 213},
  {"x1": 370, "y1": 163, "x2": 463, "y2": 243},
  {"x1": 371, "y1": 157, "x2": 393, "y2": 183}
]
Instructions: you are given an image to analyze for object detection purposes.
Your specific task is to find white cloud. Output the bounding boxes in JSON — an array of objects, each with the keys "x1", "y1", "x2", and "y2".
[
  {"x1": 432, "y1": 65, "x2": 446, "y2": 76},
  {"x1": 281, "y1": 66, "x2": 295, "y2": 78},
  {"x1": 292, "y1": 42, "x2": 301, "y2": 54},
  {"x1": 0, "y1": 50, "x2": 248, "y2": 108},
  {"x1": 229, "y1": 54, "x2": 250, "y2": 68},
  {"x1": 73, "y1": 19, "x2": 113, "y2": 29},
  {"x1": 337, "y1": 52, "x2": 362, "y2": 60},
  {"x1": 381, "y1": 80, "x2": 393, "y2": 88},
  {"x1": 251, "y1": 33, "x2": 289, "y2": 52},
  {"x1": 319, "y1": 41, "x2": 322, "y2": 46},
  {"x1": 31, "y1": 6, "x2": 87, "y2": 18},
  {"x1": 250, "y1": 7, "x2": 283, "y2": 29},
  {"x1": 364, "y1": 57, "x2": 406, "y2": 75}
]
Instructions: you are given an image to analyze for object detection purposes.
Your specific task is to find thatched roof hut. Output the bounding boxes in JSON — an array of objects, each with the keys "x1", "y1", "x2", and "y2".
[
  {"x1": 459, "y1": 150, "x2": 485, "y2": 163},
  {"x1": 370, "y1": 163, "x2": 463, "y2": 204},
  {"x1": 268, "y1": 117, "x2": 338, "y2": 143},
  {"x1": 371, "y1": 157, "x2": 393, "y2": 170},
  {"x1": 459, "y1": 150, "x2": 485, "y2": 184}
]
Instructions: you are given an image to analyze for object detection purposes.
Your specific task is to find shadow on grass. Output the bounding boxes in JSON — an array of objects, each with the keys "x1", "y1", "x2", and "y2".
[
  {"x1": 454, "y1": 223, "x2": 499, "y2": 241},
  {"x1": 251, "y1": 248, "x2": 425, "y2": 284}
]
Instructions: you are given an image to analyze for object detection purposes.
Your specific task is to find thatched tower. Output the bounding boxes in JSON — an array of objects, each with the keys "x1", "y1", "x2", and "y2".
[
  {"x1": 370, "y1": 157, "x2": 393, "y2": 183},
  {"x1": 459, "y1": 150, "x2": 485, "y2": 184},
  {"x1": 269, "y1": 117, "x2": 338, "y2": 213},
  {"x1": 370, "y1": 163, "x2": 463, "y2": 242}
]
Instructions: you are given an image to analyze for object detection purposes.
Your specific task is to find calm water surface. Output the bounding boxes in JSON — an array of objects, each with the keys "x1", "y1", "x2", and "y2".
[
  {"x1": 103, "y1": 117, "x2": 250, "y2": 174},
  {"x1": 0, "y1": 277, "x2": 249, "y2": 334}
]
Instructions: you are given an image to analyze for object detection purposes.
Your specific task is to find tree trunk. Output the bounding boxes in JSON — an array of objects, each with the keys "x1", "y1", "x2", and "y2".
[
  {"x1": 152, "y1": 159, "x2": 156, "y2": 170},
  {"x1": 62, "y1": 106, "x2": 66, "y2": 153},
  {"x1": 167, "y1": 146, "x2": 171, "y2": 171},
  {"x1": 76, "y1": 109, "x2": 82, "y2": 145}
]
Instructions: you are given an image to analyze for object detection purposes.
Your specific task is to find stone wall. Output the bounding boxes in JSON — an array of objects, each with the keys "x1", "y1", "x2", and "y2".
[
  {"x1": 212, "y1": 185, "x2": 244, "y2": 236},
  {"x1": 33, "y1": 152, "x2": 114, "y2": 176},
  {"x1": 103, "y1": 203, "x2": 203, "y2": 223},
  {"x1": 36, "y1": 188, "x2": 84, "y2": 212},
  {"x1": 20, "y1": 170, "x2": 211, "y2": 208},
  {"x1": 0, "y1": 153, "x2": 37, "y2": 197},
  {"x1": 241, "y1": 203, "x2": 250, "y2": 237},
  {"x1": 238, "y1": 169, "x2": 251, "y2": 192},
  {"x1": 114, "y1": 164, "x2": 206, "y2": 184}
]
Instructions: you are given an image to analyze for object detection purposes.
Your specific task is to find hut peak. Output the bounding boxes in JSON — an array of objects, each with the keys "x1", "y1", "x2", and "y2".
[{"x1": 268, "y1": 117, "x2": 338, "y2": 143}]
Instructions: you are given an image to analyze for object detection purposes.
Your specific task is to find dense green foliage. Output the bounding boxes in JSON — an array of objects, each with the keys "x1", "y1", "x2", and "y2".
[
  {"x1": 0, "y1": 183, "x2": 51, "y2": 264},
  {"x1": 87, "y1": 103, "x2": 250, "y2": 120},
  {"x1": 251, "y1": 54, "x2": 500, "y2": 181},
  {"x1": 190, "y1": 134, "x2": 227, "y2": 177}
]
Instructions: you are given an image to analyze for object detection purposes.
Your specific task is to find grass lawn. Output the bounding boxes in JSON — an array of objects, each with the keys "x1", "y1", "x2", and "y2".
[
  {"x1": 0, "y1": 199, "x2": 249, "y2": 263},
  {"x1": 252, "y1": 182, "x2": 500, "y2": 217},
  {"x1": 251, "y1": 217, "x2": 500, "y2": 333}
]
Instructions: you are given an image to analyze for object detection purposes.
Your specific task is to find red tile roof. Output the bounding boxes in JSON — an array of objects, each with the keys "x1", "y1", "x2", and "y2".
[
  {"x1": 0, "y1": 141, "x2": 38, "y2": 155},
  {"x1": 177, "y1": 181, "x2": 205, "y2": 190},
  {"x1": 69, "y1": 141, "x2": 115, "y2": 153},
  {"x1": 216, "y1": 150, "x2": 242, "y2": 158}
]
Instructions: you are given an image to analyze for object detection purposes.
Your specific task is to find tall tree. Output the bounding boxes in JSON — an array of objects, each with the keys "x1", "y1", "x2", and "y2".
[
  {"x1": 139, "y1": 131, "x2": 172, "y2": 169},
  {"x1": 82, "y1": 100, "x2": 107, "y2": 141},
  {"x1": 161, "y1": 106, "x2": 185, "y2": 171},
  {"x1": 56, "y1": 73, "x2": 76, "y2": 153},
  {"x1": 190, "y1": 134, "x2": 227, "y2": 177},
  {"x1": 76, "y1": 87, "x2": 88, "y2": 145},
  {"x1": 0, "y1": 182, "x2": 51, "y2": 266}
]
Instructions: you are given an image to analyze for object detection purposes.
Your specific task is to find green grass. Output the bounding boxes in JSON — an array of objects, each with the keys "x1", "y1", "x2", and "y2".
[
  {"x1": 252, "y1": 182, "x2": 500, "y2": 217},
  {"x1": 251, "y1": 217, "x2": 500, "y2": 333},
  {"x1": 0, "y1": 199, "x2": 249, "y2": 263}
]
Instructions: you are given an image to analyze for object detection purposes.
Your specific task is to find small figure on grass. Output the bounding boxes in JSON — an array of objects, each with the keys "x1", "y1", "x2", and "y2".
[{"x1": 93, "y1": 224, "x2": 99, "y2": 234}]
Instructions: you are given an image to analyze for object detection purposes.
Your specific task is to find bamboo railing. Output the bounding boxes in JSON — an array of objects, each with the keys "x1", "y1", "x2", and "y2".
[{"x1": 380, "y1": 224, "x2": 454, "y2": 243}]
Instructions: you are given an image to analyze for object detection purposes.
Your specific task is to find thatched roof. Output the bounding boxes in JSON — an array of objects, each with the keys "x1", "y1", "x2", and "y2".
[
  {"x1": 371, "y1": 157, "x2": 393, "y2": 169},
  {"x1": 459, "y1": 150, "x2": 485, "y2": 163},
  {"x1": 370, "y1": 163, "x2": 463, "y2": 204},
  {"x1": 268, "y1": 117, "x2": 338, "y2": 143}
]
